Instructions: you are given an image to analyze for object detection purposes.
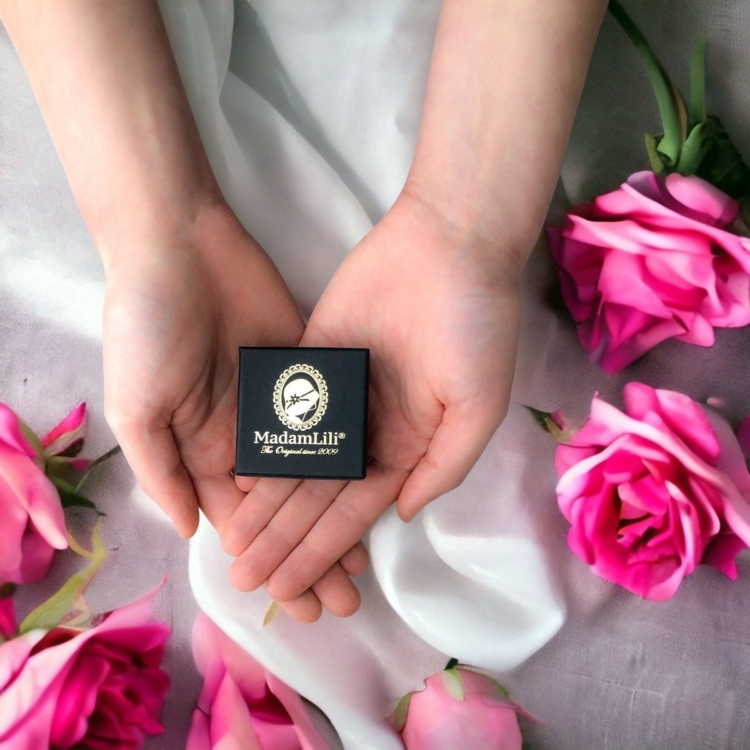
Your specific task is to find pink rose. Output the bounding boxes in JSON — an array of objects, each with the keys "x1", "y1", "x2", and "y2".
[
  {"x1": 547, "y1": 171, "x2": 750, "y2": 373},
  {"x1": 0, "y1": 585, "x2": 170, "y2": 749},
  {"x1": 0, "y1": 404, "x2": 67, "y2": 584},
  {"x1": 394, "y1": 663, "x2": 523, "y2": 750},
  {"x1": 556, "y1": 383, "x2": 750, "y2": 600},
  {"x1": 187, "y1": 612, "x2": 329, "y2": 750}
]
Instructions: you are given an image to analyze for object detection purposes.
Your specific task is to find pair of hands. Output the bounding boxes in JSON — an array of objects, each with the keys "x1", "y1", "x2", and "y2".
[{"x1": 102, "y1": 191, "x2": 521, "y2": 623}]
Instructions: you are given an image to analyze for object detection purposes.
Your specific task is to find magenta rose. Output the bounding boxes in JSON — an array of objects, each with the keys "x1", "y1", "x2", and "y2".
[
  {"x1": 547, "y1": 171, "x2": 750, "y2": 373},
  {"x1": 393, "y1": 663, "x2": 523, "y2": 750},
  {"x1": 556, "y1": 382, "x2": 750, "y2": 600},
  {"x1": 187, "y1": 612, "x2": 329, "y2": 750},
  {"x1": 0, "y1": 585, "x2": 170, "y2": 749},
  {"x1": 0, "y1": 404, "x2": 68, "y2": 584}
]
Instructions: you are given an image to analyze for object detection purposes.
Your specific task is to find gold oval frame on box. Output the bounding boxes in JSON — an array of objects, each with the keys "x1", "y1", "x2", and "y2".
[{"x1": 273, "y1": 364, "x2": 329, "y2": 431}]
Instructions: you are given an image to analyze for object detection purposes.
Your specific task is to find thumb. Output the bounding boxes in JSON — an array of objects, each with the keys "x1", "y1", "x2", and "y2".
[
  {"x1": 106, "y1": 406, "x2": 200, "y2": 539},
  {"x1": 396, "y1": 399, "x2": 506, "y2": 522}
]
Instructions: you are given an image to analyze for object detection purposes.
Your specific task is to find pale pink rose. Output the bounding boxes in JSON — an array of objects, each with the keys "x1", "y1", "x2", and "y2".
[
  {"x1": 0, "y1": 404, "x2": 67, "y2": 584},
  {"x1": 187, "y1": 612, "x2": 329, "y2": 750},
  {"x1": 556, "y1": 383, "x2": 750, "y2": 600},
  {"x1": 547, "y1": 172, "x2": 750, "y2": 373},
  {"x1": 396, "y1": 664, "x2": 523, "y2": 750},
  {"x1": 0, "y1": 585, "x2": 170, "y2": 749}
]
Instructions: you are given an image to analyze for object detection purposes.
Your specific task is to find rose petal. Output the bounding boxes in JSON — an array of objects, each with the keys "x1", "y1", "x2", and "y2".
[
  {"x1": 0, "y1": 596, "x2": 16, "y2": 640},
  {"x1": 50, "y1": 652, "x2": 111, "y2": 747},
  {"x1": 702, "y1": 533, "x2": 747, "y2": 579},
  {"x1": 623, "y1": 384, "x2": 721, "y2": 464},
  {"x1": 0, "y1": 405, "x2": 37, "y2": 458},
  {"x1": 186, "y1": 710, "x2": 212, "y2": 750},
  {"x1": 208, "y1": 673, "x2": 264, "y2": 750},
  {"x1": 665, "y1": 173, "x2": 739, "y2": 225},
  {"x1": 40, "y1": 404, "x2": 87, "y2": 455}
]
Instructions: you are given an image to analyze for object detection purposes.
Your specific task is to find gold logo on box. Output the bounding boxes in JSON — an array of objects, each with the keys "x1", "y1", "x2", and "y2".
[{"x1": 273, "y1": 364, "x2": 328, "y2": 431}]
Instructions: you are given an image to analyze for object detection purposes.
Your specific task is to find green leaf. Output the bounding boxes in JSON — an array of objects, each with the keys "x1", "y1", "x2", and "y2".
[
  {"x1": 523, "y1": 406, "x2": 569, "y2": 442},
  {"x1": 491, "y1": 679, "x2": 511, "y2": 701},
  {"x1": 50, "y1": 476, "x2": 77, "y2": 494},
  {"x1": 390, "y1": 693, "x2": 412, "y2": 732},
  {"x1": 49, "y1": 475, "x2": 98, "y2": 512},
  {"x1": 695, "y1": 116, "x2": 750, "y2": 200},
  {"x1": 689, "y1": 34, "x2": 707, "y2": 128},
  {"x1": 609, "y1": 0, "x2": 684, "y2": 166},
  {"x1": 677, "y1": 122, "x2": 708, "y2": 176},
  {"x1": 441, "y1": 667, "x2": 465, "y2": 701},
  {"x1": 74, "y1": 445, "x2": 122, "y2": 492},
  {"x1": 60, "y1": 494, "x2": 98, "y2": 511},
  {"x1": 19, "y1": 524, "x2": 108, "y2": 634},
  {"x1": 525, "y1": 406, "x2": 552, "y2": 430},
  {"x1": 18, "y1": 419, "x2": 43, "y2": 455},
  {"x1": 645, "y1": 132, "x2": 666, "y2": 174},
  {"x1": 263, "y1": 600, "x2": 280, "y2": 627}
]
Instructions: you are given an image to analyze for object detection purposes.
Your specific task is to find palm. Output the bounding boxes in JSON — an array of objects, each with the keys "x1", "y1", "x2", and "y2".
[
  {"x1": 102, "y1": 210, "x2": 304, "y2": 535},
  {"x1": 225, "y1": 195, "x2": 521, "y2": 606}
]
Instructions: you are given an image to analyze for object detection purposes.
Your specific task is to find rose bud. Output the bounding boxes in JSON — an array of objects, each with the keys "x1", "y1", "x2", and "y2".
[{"x1": 392, "y1": 661, "x2": 524, "y2": 750}]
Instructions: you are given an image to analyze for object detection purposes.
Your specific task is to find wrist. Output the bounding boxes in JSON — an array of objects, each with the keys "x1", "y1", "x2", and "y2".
[
  {"x1": 397, "y1": 177, "x2": 529, "y2": 286},
  {"x1": 95, "y1": 193, "x2": 234, "y2": 278},
  {"x1": 97, "y1": 196, "x2": 241, "y2": 281}
]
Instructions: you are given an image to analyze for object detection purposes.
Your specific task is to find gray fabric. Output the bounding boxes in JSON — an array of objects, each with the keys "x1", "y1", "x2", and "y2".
[{"x1": 511, "y1": 5, "x2": 750, "y2": 749}]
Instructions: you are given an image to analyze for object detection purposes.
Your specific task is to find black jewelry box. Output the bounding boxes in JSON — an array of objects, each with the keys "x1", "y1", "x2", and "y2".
[{"x1": 235, "y1": 347, "x2": 369, "y2": 480}]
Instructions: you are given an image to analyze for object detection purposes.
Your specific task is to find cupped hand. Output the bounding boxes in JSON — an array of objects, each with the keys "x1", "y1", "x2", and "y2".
[
  {"x1": 101, "y1": 204, "x2": 362, "y2": 622},
  {"x1": 225, "y1": 191, "x2": 523, "y2": 608}
]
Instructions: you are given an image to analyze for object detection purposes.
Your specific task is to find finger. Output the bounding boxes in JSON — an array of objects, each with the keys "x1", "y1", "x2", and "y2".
[
  {"x1": 273, "y1": 588, "x2": 323, "y2": 624},
  {"x1": 396, "y1": 400, "x2": 506, "y2": 522},
  {"x1": 339, "y1": 541, "x2": 369, "y2": 577},
  {"x1": 222, "y1": 477, "x2": 301, "y2": 557},
  {"x1": 192, "y1": 473, "x2": 246, "y2": 537},
  {"x1": 266, "y1": 462, "x2": 407, "y2": 602},
  {"x1": 234, "y1": 474, "x2": 259, "y2": 494},
  {"x1": 107, "y1": 411, "x2": 199, "y2": 539},
  {"x1": 228, "y1": 478, "x2": 347, "y2": 591},
  {"x1": 312, "y1": 563, "x2": 361, "y2": 618}
]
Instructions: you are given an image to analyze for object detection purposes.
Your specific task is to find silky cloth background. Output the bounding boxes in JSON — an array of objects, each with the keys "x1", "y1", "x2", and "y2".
[{"x1": 2, "y1": 1, "x2": 750, "y2": 748}]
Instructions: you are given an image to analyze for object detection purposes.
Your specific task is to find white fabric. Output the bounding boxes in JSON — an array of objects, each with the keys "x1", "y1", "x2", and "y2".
[
  {"x1": 162, "y1": 2, "x2": 565, "y2": 747},
  {"x1": 4, "y1": 1, "x2": 750, "y2": 748}
]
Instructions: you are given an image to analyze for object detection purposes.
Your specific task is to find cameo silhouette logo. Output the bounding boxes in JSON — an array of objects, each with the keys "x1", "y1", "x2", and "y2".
[{"x1": 273, "y1": 364, "x2": 328, "y2": 431}]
